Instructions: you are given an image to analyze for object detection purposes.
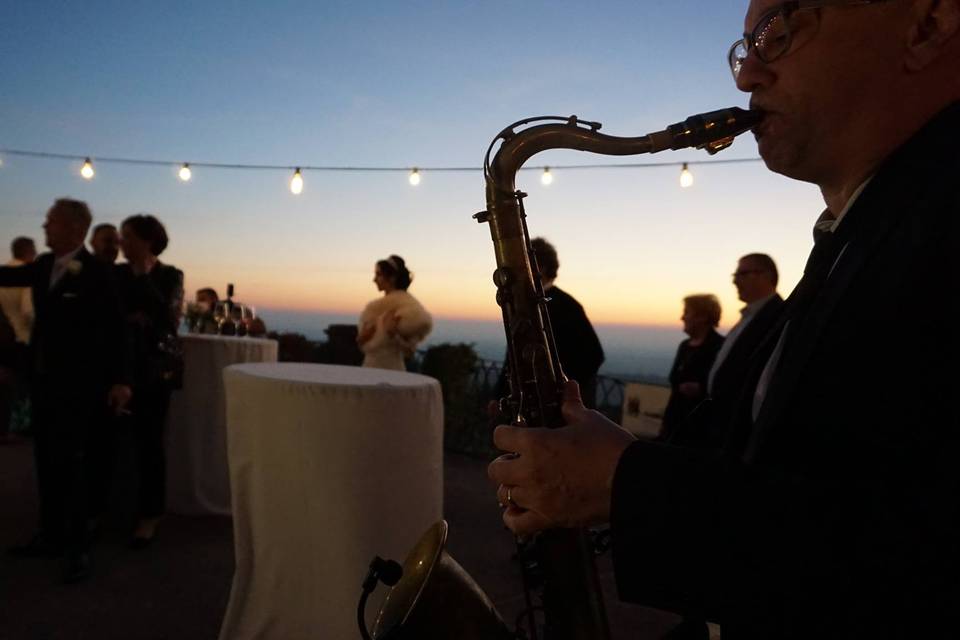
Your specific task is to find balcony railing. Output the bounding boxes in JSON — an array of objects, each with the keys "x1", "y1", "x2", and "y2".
[{"x1": 465, "y1": 357, "x2": 629, "y2": 423}]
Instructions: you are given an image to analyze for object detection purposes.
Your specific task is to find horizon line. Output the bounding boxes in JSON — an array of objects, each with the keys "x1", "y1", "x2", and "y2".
[{"x1": 256, "y1": 304, "x2": 681, "y2": 330}]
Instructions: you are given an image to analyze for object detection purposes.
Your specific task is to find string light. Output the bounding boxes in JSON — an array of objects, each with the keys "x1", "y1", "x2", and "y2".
[
  {"x1": 290, "y1": 168, "x2": 304, "y2": 195},
  {"x1": 0, "y1": 148, "x2": 763, "y2": 194},
  {"x1": 80, "y1": 157, "x2": 95, "y2": 180},
  {"x1": 679, "y1": 162, "x2": 694, "y2": 188}
]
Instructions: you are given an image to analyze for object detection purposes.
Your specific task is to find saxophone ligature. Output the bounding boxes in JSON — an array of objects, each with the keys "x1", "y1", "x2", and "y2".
[{"x1": 359, "y1": 106, "x2": 761, "y2": 640}]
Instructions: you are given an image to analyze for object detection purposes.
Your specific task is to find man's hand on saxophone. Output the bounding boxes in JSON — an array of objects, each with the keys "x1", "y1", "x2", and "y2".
[{"x1": 488, "y1": 380, "x2": 635, "y2": 536}]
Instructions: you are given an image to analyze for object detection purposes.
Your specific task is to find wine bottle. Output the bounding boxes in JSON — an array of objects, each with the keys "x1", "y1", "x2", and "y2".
[{"x1": 219, "y1": 283, "x2": 237, "y2": 336}]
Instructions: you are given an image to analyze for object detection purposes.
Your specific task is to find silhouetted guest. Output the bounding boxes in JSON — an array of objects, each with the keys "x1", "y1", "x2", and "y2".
[
  {"x1": 0, "y1": 237, "x2": 37, "y2": 444},
  {"x1": 0, "y1": 237, "x2": 37, "y2": 346},
  {"x1": 89, "y1": 223, "x2": 120, "y2": 264},
  {"x1": 493, "y1": 238, "x2": 605, "y2": 409},
  {"x1": 533, "y1": 238, "x2": 605, "y2": 406},
  {"x1": 1, "y1": 198, "x2": 131, "y2": 584},
  {"x1": 662, "y1": 257, "x2": 784, "y2": 639},
  {"x1": 705, "y1": 254, "x2": 784, "y2": 435},
  {"x1": 115, "y1": 214, "x2": 183, "y2": 548},
  {"x1": 196, "y1": 287, "x2": 218, "y2": 309},
  {"x1": 659, "y1": 294, "x2": 723, "y2": 442},
  {"x1": 190, "y1": 288, "x2": 219, "y2": 333},
  {"x1": 358, "y1": 255, "x2": 432, "y2": 371}
]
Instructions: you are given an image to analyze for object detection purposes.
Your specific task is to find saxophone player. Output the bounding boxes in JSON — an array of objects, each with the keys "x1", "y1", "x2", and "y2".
[{"x1": 489, "y1": 1, "x2": 960, "y2": 638}]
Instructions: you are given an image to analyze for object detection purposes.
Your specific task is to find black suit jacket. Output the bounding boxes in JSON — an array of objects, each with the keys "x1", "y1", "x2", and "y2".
[
  {"x1": 709, "y1": 294, "x2": 784, "y2": 409},
  {"x1": 610, "y1": 102, "x2": 960, "y2": 639},
  {"x1": 0, "y1": 248, "x2": 130, "y2": 394},
  {"x1": 544, "y1": 286, "x2": 604, "y2": 388},
  {"x1": 496, "y1": 285, "x2": 605, "y2": 407}
]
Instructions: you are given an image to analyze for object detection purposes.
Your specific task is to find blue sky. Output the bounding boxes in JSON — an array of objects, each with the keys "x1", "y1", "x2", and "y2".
[{"x1": 0, "y1": 1, "x2": 824, "y2": 326}]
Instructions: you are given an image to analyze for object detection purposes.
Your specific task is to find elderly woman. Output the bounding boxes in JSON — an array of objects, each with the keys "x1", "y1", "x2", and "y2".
[
  {"x1": 659, "y1": 293, "x2": 724, "y2": 442},
  {"x1": 357, "y1": 255, "x2": 432, "y2": 371},
  {"x1": 116, "y1": 214, "x2": 183, "y2": 547}
]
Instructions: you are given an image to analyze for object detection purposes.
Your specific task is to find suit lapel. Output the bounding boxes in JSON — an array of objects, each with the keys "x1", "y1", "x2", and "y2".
[
  {"x1": 47, "y1": 247, "x2": 90, "y2": 296},
  {"x1": 748, "y1": 229, "x2": 879, "y2": 448}
]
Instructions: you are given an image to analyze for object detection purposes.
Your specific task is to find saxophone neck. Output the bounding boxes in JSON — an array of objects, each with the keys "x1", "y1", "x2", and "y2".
[
  {"x1": 484, "y1": 107, "x2": 762, "y2": 193},
  {"x1": 485, "y1": 115, "x2": 653, "y2": 194}
]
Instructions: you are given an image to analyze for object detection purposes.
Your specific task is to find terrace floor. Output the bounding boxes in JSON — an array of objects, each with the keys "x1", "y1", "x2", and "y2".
[{"x1": 0, "y1": 440, "x2": 690, "y2": 639}]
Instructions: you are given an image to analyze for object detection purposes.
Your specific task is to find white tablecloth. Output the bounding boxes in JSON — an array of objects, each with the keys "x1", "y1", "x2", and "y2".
[
  {"x1": 218, "y1": 363, "x2": 443, "y2": 640},
  {"x1": 165, "y1": 334, "x2": 278, "y2": 515}
]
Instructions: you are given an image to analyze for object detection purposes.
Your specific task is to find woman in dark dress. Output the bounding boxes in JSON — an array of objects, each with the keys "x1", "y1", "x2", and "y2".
[
  {"x1": 659, "y1": 294, "x2": 724, "y2": 443},
  {"x1": 116, "y1": 215, "x2": 183, "y2": 547}
]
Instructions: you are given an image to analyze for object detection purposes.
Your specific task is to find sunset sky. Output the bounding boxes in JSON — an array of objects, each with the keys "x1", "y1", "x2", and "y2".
[{"x1": 0, "y1": 1, "x2": 824, "y2": 330}]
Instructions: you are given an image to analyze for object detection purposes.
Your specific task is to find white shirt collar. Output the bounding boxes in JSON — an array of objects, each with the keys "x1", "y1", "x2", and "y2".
[
  {"x1": 741, "y1": 293, "x2": 776, "y2": 317},
  {"x1": 54, "y1": 246, "x2": 84, "y2": 265},
  {"x1": 829, "y1": 176, "x2": 873, "y2": 232}
]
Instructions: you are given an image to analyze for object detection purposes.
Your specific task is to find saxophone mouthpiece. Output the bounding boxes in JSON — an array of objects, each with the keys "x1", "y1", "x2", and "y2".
[{"x1": 648, "y1": 107, "x2": 763, "y2": 154}]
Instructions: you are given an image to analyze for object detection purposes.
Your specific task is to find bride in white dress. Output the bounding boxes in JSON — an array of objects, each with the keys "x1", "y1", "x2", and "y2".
[{"x1": 357, "y1": 255, "x2": 432, "y2": 371}]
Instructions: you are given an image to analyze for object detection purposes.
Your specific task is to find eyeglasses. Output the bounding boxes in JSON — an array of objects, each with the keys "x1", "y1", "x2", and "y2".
[
  {"x1": 732, "y1": 269, "x2": 764, "y2": 278},
  {"x1": 728, "y1": 0, "x2": 892, "y2": 80}
]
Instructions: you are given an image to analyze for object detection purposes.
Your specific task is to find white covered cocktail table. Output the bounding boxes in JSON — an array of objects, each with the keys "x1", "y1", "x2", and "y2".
[
  {"x1": 218, "y1": 363, "x2": 443, "y2": 640},
  {"x1": 165, "y1": 334, "x2": 278, "y2": 515}
]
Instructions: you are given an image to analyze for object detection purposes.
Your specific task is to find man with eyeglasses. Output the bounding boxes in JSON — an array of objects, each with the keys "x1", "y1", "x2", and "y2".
[{"x1": 489, "y1": 0, "x2": 960, "y2": 637}]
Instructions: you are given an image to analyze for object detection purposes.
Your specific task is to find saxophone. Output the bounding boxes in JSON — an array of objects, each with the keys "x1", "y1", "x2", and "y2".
[{"x1": 359, "y1": 107, "x2": 761, "y2": 640}]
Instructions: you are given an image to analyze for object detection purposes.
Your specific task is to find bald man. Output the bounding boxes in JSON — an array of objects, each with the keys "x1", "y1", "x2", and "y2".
[{"x1": 489, "y1": 2, "x2": 960, "y2": 636}]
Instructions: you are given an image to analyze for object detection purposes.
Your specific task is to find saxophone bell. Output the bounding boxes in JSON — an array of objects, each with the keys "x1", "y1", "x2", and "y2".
[{"x1": 359, "y1": 521, "x2": 515, "y2": 640}]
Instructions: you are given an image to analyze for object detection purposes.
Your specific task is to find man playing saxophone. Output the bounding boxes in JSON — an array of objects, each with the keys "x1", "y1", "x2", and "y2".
[{"x1": 489, "y1": 1, "x2": 960, "y2": 637}]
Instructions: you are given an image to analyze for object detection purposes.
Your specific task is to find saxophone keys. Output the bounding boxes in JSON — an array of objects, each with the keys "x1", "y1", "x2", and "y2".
[{"x1": 492, "y1": 268, "x2": 511, "y2": 287}]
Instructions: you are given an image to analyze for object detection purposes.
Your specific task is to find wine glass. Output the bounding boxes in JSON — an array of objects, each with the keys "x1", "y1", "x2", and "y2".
[
  {"x1": 233, "y1": 303, "x2": 248, "y2": 336},
  {"x1": 212, "y1": 301, "x2": 227, "y2": 333},
  {"x1": 183, "y1": 301, "x2": 198, "y2": 333}
]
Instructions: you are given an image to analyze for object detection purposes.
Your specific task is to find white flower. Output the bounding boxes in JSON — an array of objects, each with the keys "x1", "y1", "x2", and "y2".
[{"x1": 66, "y1": 259, "x2": 83, "y2": 275}]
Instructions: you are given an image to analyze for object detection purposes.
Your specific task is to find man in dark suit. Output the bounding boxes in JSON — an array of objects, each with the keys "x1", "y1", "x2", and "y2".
[
  {"x1": 89, "y1": 222, "x2": 120, "y2": 264},
  {"x1": 489, "y1": 2, "x2": 960, "y2": 637},
  {"x1": 663, "y1": 255, "x2": 784, "y2": 639},
  {"x1": 530, "y1": 238, "x2": 605, "y2": 407},
  {"x1": 493, "y1": 237, "x2": 605, "y2": 409},
  {"x1": 0, "y1": 198, "x2": 131, "y2": 583}
]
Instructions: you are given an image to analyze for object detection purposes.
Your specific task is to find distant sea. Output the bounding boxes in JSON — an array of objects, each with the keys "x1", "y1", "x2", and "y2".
[{"x1": 259, "y1": 308, "x2": 681, "y2": 382}]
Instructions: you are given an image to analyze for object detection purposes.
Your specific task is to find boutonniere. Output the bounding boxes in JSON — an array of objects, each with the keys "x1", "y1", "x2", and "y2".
[{"x1": 66, "y1": 260, "x2": 83, "y2": 275}]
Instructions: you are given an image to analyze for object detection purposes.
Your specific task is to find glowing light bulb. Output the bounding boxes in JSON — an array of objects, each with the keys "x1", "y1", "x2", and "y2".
[
  {"x1": 290, "y1": 168, "x2": 304, "y2": 195},
  {"x1": 679, "y1": 163, "x2": 694, "y2": 188},
  {"x1": 80, "y1": 158, "x2": 95, "y2": 180},
  {"x1": 178, "y1": 163, "x2": 192, "y2": 181},
  {"x1": 541, "y1": 167, "x2": 553, "y2": 186},
  {"x1": 408, "y1": 168, "x2": 421, "y2": 186}
]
